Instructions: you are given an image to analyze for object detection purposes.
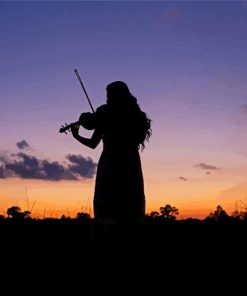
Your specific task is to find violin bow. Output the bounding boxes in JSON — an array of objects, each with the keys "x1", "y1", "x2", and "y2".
[{"x1": 74, "y1": 69, "x2": 95, "y2": 113}]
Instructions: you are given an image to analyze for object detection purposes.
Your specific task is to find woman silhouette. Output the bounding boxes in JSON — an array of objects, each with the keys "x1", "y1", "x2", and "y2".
[{"x1": 71, "y1": 81, "x2": 151, "y2": 224}]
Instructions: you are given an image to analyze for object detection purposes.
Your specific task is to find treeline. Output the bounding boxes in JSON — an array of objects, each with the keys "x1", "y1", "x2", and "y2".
[
  {"x1": 1, "y1": 203, "x2": 246, "y2": 249},
  {"x1": 147, "y1": 204, "x2": 247, "y2": 221},
  {"x1": 1, "y1": 203, "x2": 247, "y2": 222}
]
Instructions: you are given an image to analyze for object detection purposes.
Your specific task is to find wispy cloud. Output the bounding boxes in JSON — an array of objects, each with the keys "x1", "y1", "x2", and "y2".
[
  {"x1": 0, "y1": 152, "x2": 97, "y2": 181},
  {"x1": 178, "y1": 176, "x2": 188, "y2": 181},
  {"x1": 195, "y1": 163, "x2": 221, "y2": 170},
  {"x1": 16, "y1": 140, "x2": 31, "y2": 150}
]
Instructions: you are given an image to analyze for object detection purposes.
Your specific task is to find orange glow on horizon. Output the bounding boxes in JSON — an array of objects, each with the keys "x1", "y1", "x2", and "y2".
[{"x1": 0, "y1": 177, "x2": 240, "y2": 220}]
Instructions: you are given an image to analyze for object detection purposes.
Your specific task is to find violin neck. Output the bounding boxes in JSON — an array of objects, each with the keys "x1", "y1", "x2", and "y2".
[{"x1": 59, "y1": 121, "x2": 80, "y2": 133}]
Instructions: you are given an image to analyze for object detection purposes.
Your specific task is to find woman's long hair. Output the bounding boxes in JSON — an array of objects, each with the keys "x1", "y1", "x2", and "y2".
[{"x1": 106, "y1": 81, "x2": 152, "y2": 149}]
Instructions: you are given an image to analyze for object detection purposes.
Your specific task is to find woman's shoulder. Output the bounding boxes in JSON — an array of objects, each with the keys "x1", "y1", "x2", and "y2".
[
  {"x1": 95, "y1": 104, "x2": 111, "y2": 125},
  {"x1": 96, "y1": 104, "x2": 109, "y2": 114},
  {"x1": 97, "y1": 104, "x2": 117, "y2": 120}
]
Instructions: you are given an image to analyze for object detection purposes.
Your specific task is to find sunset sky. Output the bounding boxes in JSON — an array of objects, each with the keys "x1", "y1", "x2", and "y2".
[{"x1": 1, "y1": 1, "x2": 247, "y2": 219}]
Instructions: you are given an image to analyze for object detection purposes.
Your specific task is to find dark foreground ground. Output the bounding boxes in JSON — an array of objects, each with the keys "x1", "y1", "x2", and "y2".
[
  {"x1": 1, "y1": 217, "x2": 246, "y2": 252},
  {"x1": 1, "y1": 218, "x2": 246, "y2": 291}
]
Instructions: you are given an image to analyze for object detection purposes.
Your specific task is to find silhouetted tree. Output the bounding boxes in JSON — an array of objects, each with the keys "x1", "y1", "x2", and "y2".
[
  {"x1": 231, "y1": 210, "x2": 247, "y2": 220},
  {"x1": 23, "y1": 210, "x2": 31, "y2": 218},
  {"x1": 159, "y1": 204, "x2": 179, "y2": 220},
  {"x1": 208, "y1": 205, "x2": 229, "y2": 221},
  {"x1": 150, "y1": 211, "x2": 160, "y2": 218},
  {"x1": 76, "y1": 212, "x2": 90, "y2": 221},
  {"x1": 7, "y1": 206, "x2": 31, "y2": 219},
  {"x1": 7, "y1": 206, "x2": 21, "y2": 218}
]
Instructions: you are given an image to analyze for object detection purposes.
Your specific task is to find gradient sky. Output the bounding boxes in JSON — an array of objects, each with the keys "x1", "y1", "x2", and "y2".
[{"x1": 1, "y1": 1, "x2": 247, "y2": 219}]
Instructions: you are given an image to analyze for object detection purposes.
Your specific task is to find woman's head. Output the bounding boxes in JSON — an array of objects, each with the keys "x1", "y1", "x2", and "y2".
[
  {"x1": 106, "y1": 81, "x2": 137, "y2": 107},
  {"x1": 106, "y1": 81, "x2": 152, "y2": 150}
]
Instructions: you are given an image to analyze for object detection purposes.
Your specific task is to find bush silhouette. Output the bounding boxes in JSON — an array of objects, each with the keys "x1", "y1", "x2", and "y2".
[
  {"x1": 159, "y1": 204, "x2": 179, "y2": 220},
  {"x1": 207, "y1": 205, "x2": 229, "y2": 221},
  {"x1": 7, "y1": 206, "x2": 31, "y2": 219}
]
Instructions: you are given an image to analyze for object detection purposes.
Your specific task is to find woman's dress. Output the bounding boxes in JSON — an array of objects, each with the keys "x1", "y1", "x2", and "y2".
[{"x1": 93, "y1": 104, "x2": 146, "y2": 222}]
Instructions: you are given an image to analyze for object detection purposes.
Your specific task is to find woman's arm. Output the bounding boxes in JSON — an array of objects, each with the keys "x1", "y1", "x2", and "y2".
[{"x1": 71, "y1": 125, "x2": 102, "y2": 149}]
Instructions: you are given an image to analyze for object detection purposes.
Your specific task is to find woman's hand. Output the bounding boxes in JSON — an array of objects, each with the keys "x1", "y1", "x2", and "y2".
[{"x1": 70, "y1": 124, "x2": 80, "y2": 138}]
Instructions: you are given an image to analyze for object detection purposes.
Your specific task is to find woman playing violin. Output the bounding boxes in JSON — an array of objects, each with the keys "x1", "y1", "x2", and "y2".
[{"x1": 70, "y1": 81, "x2": 152, "y2": 224}]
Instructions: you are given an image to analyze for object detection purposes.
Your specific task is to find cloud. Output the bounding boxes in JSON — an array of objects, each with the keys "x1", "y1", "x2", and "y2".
[
  {"x1": 0, "y1": 154, "x2": 8, "y2": 164},
  {"x1": 178, "y1": 176, "x2": 188, "y2": 181},
  {"x1": 0, "y1": 152, "x2": 97, "y2": 181},
  {"x1": 194, "y1": 163, "x2": 221, "y2": 170},
  {"x1": 16, "y1": 140, "x2": 31, "y2": 150},
  {"x1": 66, "y1": 154, "x2": 97, "y2": 179},
  {"x1": 0, "y1": 166, "x2": 5, "y2": 178}
]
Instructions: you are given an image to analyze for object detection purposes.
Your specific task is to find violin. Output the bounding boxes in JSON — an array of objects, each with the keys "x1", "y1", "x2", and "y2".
[
  {"x1": 60, "y1": 69, "x2": 96, "y2": 134},
  {"x1": 59, "y1": 112, "x2": 96, "y2": 134}
]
